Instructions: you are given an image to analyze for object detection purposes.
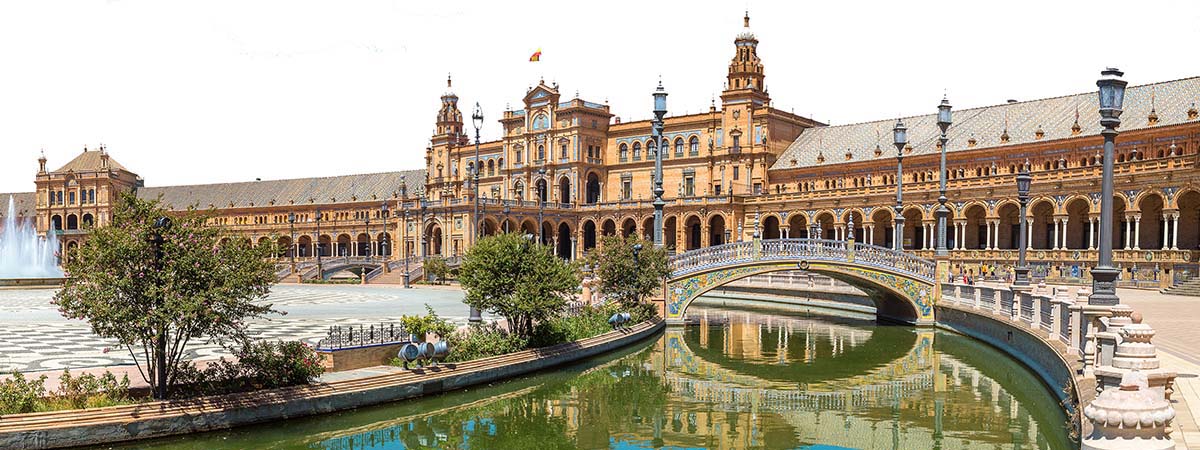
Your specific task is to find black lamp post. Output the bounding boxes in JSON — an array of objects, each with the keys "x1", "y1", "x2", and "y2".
[
  {"x1": 381, "y1": 202, "x2": 390, "y2": 261},
  {"x1": 1090, "y1": 68, "x2": 1127, "y2": 306},
  {"x1": 503, "y1": 205, "x2": 511, "y2": 233},
  {"x1": 892, "y1": 119, "x2": 908, "y2": 251},
  {"x1": 314, "y1": 209, "x2": 322, "y2": 276},
  {"x1": 401, "y1": 206, "x2": 411, "y2": 288},
  {"x1": 150, "y1": 216, "x2": 171, "y2": 400},
  {"x1": 651, "y1": 81, "x2": 668, "y2": 249},
  {"x1": 288, "y1": 212, "x2": 296, "y2": 273},
  {"x1": 537, "y1": 167, "x2": 546, "y2": 244},
  {"x1": 1014, "y1": 163, "x2": 1032, "y2": 288},
  {"x1": 632, "y1": 242, "x2": 643, "y2": 267},
  {"x1": 472, "y1": 102, "x2": 483, "y2": 242},
  {"x1": 935, "y1": 96, "x2": 952, "y2": 256}
]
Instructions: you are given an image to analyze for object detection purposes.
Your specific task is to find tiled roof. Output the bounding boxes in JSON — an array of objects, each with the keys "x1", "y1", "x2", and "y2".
[
  {"x1": 135, "y1": 170, "x2": 426, "y2": 211},
  {"x1": 773, "y1": 76, "x2": 1200, "y2": 170},
  {"x1": 53, "y1": 150, "x2": 128, "y2": 173},
  {"x1": 0, "y1": 192, "x2": 37, "y2": 220}
]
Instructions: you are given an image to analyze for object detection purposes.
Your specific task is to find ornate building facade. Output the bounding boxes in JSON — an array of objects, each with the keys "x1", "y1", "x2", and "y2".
[{"x1": 2, "y1": 13, "x2": 1197, "y2": 287}]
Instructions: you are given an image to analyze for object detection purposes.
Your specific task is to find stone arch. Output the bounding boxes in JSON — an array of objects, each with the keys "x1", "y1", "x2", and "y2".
[
  {"x1": 963, "y1": 204, "x2": 988, "y2": 250},
  {"x1": 558, "y1": 176, "x2": 571, "y2": 204},
  {"x1": 997, "y1": 202, "x2": 1021, "y2": 250},
  {"x1": 540, "y1": 221, "x2": 554, "y2": 246},
  {"x1": 664, "y1": 215, "x2": 678, "y2": 252},
  {"x1": 870, "y1": 208, "x2": 894, "y2": 248},
  {"x1": 66, "y1": 214, "x2": 78, "y2": 230},
  {"x1": 519, "y1": 219, "x2": 537, "y2": 236},
  {"x1": 641, "y1": 216, "x2": 654, "y2": 241},
  {"x1": 1176, "y1": 190, "x2": 1200, "y2": 249},
  {"x1": 318, "y1": 234, "x2": 332, "y2": 257},
  {"x1": 481, "y1": 217, "x2": 499, "y2": 236},
  {"x1": 901, "y1": 207, "x2": 924, "y2": 250},
  {"x1": 585, "y1": 172, "x2": 601, "y2": 204},
  {"x1": 51, "y1": 214, "x2": 63, "y2": 231},
  {"x1": 788, "y1": 213, "x2": 809, "y2": 239},
  {"x1": 1065, "y1": 197, "x2": 1092, "y2": 249},
  {"x1": 1137, "y1": 193, "x2": 1166, "y2": 249},
  {"x1": 377, "y1": 232, "x2": 392, "y2": 256},
  {"x1": 582, "y1": 219, "x2": 598, "y2": 252},
  {"x1": 762, "y1": 214, "x2": 781, "y2": 239},
  {"x1": 355, "y1": 233, "x2": 370, "y2": 257},
  {"x1": 600, "y1": 218, "x2": 617, "y2": 238},
  {"x1": 297, "y1": 235, "x2": 313, "y2": 257},
  {"x1": 556, "y1": 222, "x2": 572, "y2": 259},
  {"x1": 842, "y1": 209, "x2": 865, "y2": 240},
  {"x1": 708, "y1": 214, "x2": 727, "y2": 246},
  {"x1": 81, "y1": 213, "x2": 94, "y2": 228},
  {"x1": 1029, "y1": 199, "x2": 1056, "y2": 250},
  {"x1": 814, "y1": 211, "x2": 836, "y2": 240},
  {"x1": 276, "y1": 235, "x2": 292, "y2": 258},
  {"x1": 684, "y1": 214, "x2": 702, "y2": 250},
  {"x1": 620, "y1": 217, "x2": 637, "y2": 238}
]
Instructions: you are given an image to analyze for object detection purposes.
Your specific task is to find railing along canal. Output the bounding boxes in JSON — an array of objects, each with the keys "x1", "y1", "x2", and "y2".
[
  {"x1": 668, "y1": 238, "x2": 937, "y2": 282},
  {"x1": 938, "y1": 282, "x2": 1084, "y2": 349}
]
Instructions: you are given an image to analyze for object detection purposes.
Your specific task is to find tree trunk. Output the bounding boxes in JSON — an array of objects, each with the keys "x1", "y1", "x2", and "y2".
[{"x1": 155, "y1": 330, "x2": 168, "y2": 399}]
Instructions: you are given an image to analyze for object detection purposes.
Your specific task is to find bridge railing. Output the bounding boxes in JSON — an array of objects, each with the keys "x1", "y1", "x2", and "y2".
[
  {"x1": 668, "y1": 238, "x2": 936, "y2": 282},
  {"x1": 939, "y1": 282, "x2": 1078, "y2": 347}
]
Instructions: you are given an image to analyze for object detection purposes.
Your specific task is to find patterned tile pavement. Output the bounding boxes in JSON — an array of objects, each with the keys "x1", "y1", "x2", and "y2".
[{"x1": 0, "y1": 284, "x2": 475, "y2": 373}]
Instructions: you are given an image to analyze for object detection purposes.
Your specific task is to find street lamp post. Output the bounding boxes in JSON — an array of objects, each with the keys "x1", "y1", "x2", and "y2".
[
  {"x1": 472, "y1": 103, "x2": 483, "y2": 243},
  {"x1": 651, "y1": 81, "x2": 668, "y2": 249},
  {"x1": 314, "y1": 208, "x2": 323, "y2": 278},
  {"x1": 402, "y1": 207, "x2": 411, "y2": 288},
  {"x1": 288, "y1": 212, "x2": 297, "y2": 277},
  {"x1": 892, "y1": 119, "x2": 908, "y2": 252},
  {"x1": 935, "y1": 96, "x2": 952, "y2": 256},
  {"x1": 537, "y1": 167, "x2": 546, "y2": 244},
  {"x1": 503, "y1": 206, "x2": 511, "y2": 233},
  {"x1": 1090, "y1": 68, "x2": 1127, "y2": 306},
  {"x1": 381, "y1": 202, "x2": 390, "y2": 267},
  {"x1": 1014, "y1": 163, "x2": 1033, "y2": 288},
  {"x1": 362, "y1": 216, "x2": 371, "y2": 284}
]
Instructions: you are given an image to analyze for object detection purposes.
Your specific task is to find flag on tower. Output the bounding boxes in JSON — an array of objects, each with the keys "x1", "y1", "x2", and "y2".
[{"x1": 529, "y1": 48, "x2": 542, "y2": 62}]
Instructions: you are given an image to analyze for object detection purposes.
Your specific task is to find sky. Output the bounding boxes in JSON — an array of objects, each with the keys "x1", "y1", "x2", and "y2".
[{"x1": 1, "y1": 0, "x2": 1198, "y2": 193}]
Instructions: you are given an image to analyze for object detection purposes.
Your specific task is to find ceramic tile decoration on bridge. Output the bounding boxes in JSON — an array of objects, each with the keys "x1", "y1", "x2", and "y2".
[{"x1": 665, "y1": 237, "x2": 938, "y2": 325}]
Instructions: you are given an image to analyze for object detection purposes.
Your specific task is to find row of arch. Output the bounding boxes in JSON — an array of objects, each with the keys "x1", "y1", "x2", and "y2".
[
  {"x1": 49, "y1": 213, "x2": 94, "y2": 231},
  {"x1": 240, "y1": 232, "x2": 395, "y2": 258},
  {"x1": 617, "y1": 136, "x2": 701, "y2": 161}
]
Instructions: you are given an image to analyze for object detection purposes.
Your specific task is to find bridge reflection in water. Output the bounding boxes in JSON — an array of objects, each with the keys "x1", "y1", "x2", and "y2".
[
  {"x1": 290, "y1": 308, "x2": 1070, "y2": 450},
  {"x1": 122, "y1": 306, "x2": 1068, "y2": 449}
]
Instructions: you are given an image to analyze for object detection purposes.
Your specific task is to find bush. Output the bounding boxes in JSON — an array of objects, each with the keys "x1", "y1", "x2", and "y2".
[
  {"x1": 1, "y1": 369, "x2": 131, "y2": 414},
  {"x1": 401, "y1": 305, "x2": 455, "y2": 342},
  {"x1": 53, "y1": 369, "x2": 130, "y2": 410},
  {"x1": 0, "y1": 372, "x2": 47, "y2": 414},
  {"x1": 528, "y1": 306, "x2": 613, "y2": 348},
  {"x1": 447, "y1": 324, "x2": 528, "y2": 362},
  {"x1": 172, "y1": 340, "x2": 324, "y2": 398}
]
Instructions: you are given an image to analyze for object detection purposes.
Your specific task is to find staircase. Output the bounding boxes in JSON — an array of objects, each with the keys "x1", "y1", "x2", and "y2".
[
  {"x1": 1161, "y1": 277, "x2": 1200, "y2": 297},
  {"x1": 364, "y1": 258, "x2": 422, "y2": 285}
]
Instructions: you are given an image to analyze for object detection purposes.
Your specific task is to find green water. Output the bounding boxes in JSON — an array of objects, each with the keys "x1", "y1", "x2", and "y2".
[{"x1": 103, "y1": 306, "x2": 1071, "y2": 449}]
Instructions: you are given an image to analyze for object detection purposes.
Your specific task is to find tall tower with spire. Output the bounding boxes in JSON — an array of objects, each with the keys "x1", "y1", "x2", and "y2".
[
  {"x1": 434, "y1": 75, "x2": 464, "y2": 145},
  {"x1": 721, "y1": 12, "x2": 769, "y2": 107}
]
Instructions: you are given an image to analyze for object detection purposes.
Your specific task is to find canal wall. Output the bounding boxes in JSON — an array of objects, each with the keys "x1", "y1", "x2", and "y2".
[
  {"x1": 696, "y1": 289, "x2": 876, "y2": 319},
  {"x1": 0, "y1": 319, "x2": 665, "y2": 449}
]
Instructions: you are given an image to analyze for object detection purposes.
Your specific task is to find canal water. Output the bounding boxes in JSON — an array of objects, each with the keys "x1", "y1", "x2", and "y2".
[{"x1": 103, "y1": 305, "x2": 1071, "y2": 450}]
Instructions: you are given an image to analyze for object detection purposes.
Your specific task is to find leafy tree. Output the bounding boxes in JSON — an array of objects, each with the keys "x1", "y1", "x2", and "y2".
[
  {"x1": 588, "y1": 235, "x2": 670, "y2": 307},
  {"x1": 424, "y1": 257, "x2": 451, "y2": 284},
  {"x1": 458, "y1": 233, "x2": 579, "y2": 337},
  {"x1": 53, "y1": 193, "x2": 279, "y2": 399}
]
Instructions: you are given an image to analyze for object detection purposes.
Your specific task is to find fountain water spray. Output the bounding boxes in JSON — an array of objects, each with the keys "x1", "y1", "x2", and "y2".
[{"x1": 0, "y1": 195, "x2": 64, "y2": 278}]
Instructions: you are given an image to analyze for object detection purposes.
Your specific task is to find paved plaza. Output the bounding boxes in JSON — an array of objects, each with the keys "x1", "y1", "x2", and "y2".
[{"x1": 0, "y1": 284, "x2": 473, "y2": 373}]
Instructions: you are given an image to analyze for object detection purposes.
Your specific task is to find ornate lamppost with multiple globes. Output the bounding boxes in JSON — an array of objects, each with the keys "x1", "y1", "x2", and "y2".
[{"x1": 892, "y1": 119, "x2": 907, "y2": 252}]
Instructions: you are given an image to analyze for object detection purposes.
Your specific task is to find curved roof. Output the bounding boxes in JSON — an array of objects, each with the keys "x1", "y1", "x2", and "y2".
[{"x1": 135, "y1": 170, "x2": 426, "y2": 211}]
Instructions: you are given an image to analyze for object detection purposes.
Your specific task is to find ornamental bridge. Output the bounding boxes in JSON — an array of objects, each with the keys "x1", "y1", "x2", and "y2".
[{"x1": 665, "y1": 238, "x2": 939, "y2": 325}]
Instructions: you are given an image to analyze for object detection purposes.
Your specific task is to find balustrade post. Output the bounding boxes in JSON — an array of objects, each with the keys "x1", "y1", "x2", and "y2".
[{"x1": 1032, "y1": 294, "x2": 1042, "y2": 331}]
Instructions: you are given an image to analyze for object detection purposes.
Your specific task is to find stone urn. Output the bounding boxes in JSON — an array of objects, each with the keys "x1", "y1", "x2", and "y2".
[{"x1": 1082, "y1": 370, "x2": 1175, "y2": 450}]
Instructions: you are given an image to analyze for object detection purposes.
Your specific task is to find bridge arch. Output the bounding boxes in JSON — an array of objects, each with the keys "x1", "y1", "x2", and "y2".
[{"x1": 665, "y1": 239, "x2": 937, "y2": 325}]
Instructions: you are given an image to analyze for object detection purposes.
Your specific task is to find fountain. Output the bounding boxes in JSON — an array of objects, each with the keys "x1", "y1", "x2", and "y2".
[{"x1": 0, "y1": 195, "x2": 64, "y2": 286}]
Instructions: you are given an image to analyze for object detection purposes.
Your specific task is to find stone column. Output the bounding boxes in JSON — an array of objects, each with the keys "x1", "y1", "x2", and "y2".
[
  {"x1": 1062, "y1": 217, "x2": 1070, "y2": 250},
  {"x1": 1089, "y1": 218, "x2": 1097, "y2": 250},
  {"x1": 867, "y1": 225, "x2": 874, "y2": 246},
  {"x1": 1171, "y1": 214, "x2": 1179, "y2": 250},
  {"x1": 1027, "y1": 221, "x2": 1034, "y2": 250},
  {"x1": 1053, "y1": 218, "x2": 1061, "y2": 250},
  {"x1": 1133, "y1": 215, "x2": 1141, "y2": 250},
  {"x1": 1161, "y1": 214, "x2": 1170, "y2": 250},
  {"x1": 1124, "y1": 217, "x2": 1132, "y2": 250},
  {"x1": 985, "y1": 221, "x2": 994, "y2": 251}
]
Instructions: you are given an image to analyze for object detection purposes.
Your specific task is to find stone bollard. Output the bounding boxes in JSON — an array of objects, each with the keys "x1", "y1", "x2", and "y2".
[
  {"x1": 1082, "y1": 370, "x2": 1175, "y2": 450},
  {"x1": 1095, "y1": 311, "x2": 1178, "y2": 401}
]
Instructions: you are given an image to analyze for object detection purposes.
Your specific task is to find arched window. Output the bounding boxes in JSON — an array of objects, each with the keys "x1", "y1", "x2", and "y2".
[
  {"x1": 632, "y1": 142, "x2": 641, "y2": 160},
  {"x1": 537, "y1": 145, "x2": 545, "y2": 161},
  {"x1": 467, "y1": 162, "x2": 475, "y2": 176},
  {"x1": 619, "y1": 143, "x2": 628, "y2": 161},
  {"x1": 674, "y1": 138, "x2": 684, "y2": 155},
  {"x1": 514, "y1": 145, "x2": 523, "y2": 163},
  {"x1": 647, "y1": 139, "x2": 656, "y2": 158},
  {"x1": 689, "y1": 136, "x2": 699, "y2": 155},
  {"x1": 488, "y1": 160, "x2": 495, "y2": 176},
  {"x1": 532, "y1": 114, "x2": 548, "y2": 130}
]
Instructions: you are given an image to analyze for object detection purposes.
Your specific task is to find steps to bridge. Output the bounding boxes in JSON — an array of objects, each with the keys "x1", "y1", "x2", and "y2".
[{"x1": 1161, "y1": 277, "x2": 1200, "y2": 297}]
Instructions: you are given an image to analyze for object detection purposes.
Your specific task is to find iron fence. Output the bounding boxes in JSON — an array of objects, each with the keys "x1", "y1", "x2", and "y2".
[{"x1": 316, "y1": 322, "x2": 410, "y2": 350}]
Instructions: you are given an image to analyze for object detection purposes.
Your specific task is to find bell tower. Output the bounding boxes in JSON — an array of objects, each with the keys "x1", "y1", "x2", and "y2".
[
  {"x1": 721, "y1": 12, "x2": 769, "y2": 107},
  {"x1": 434, "y1": 75, "x2": 464, "y2": 146}
]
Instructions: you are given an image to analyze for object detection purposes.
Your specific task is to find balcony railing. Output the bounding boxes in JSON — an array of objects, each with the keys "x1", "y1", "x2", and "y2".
[{"x1": 668, "y1": 238, "x2": 937, "y2": 282}]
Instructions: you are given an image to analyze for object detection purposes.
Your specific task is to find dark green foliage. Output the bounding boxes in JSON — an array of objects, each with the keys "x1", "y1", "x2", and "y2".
[
  {"x1": 400, "y1": 304, "x2": 456, "y2": 342},
  {"x1": 0, "y1": 370, "x2": 131, "y2": 414},
  {"x1": 53, "y1": 193, "x2": 279, "y2": 399},
  {"x1": 458, "y1": 233, "x2": 580, "y2": 337},
  {"x1": 424, "y1": 257, "x2": 451, "y2": 284},
  {"x1": 446, "y1": 323, "x2": 528, "y2": 363},
  {"x1": 587, "y1": 235, "x2": 670, "y2": 306},
  {"x1": 171, "y1": 340, "x2": 324, "y2": 398}
]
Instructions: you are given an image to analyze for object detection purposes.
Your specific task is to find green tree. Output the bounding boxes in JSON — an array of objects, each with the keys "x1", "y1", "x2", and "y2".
[
  {"x1": 424, "y1": 257, "x2": 451, "y2": 284},
  {"x1": 53, "y1": 193, "x2": 279, "y2": 399},
  {"x1": 588, "y1": 235, "x2": 670, "y2": 307},
  {"x1": 458, "y1": 233, "x2": 579, "y2": 337}
]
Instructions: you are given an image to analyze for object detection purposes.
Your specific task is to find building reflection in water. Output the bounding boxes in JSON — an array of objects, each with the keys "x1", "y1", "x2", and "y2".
[{"x1": 311, "y1": 306, "x2": 1069, "y2": 450}]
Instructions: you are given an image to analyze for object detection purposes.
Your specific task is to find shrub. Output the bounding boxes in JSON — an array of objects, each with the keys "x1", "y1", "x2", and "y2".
[
  {"x1": 400, "y1": 304, "x2": 455, "y2": 342},
  {"x1": 53, "y1": 369, "x2": 130, "y2": 410},
  {"x1": 0, "y1": 372, "x2": 47, "y2": 414},
  {"x1": 172, "y1": 340, "x2": 324, "y2": 398},
  {"x1": 528, "y1": 306, "x2": 613, "y2": 348},
  {"x1": 447, "y1": 324, "x2": 528, "y2": 362}
]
